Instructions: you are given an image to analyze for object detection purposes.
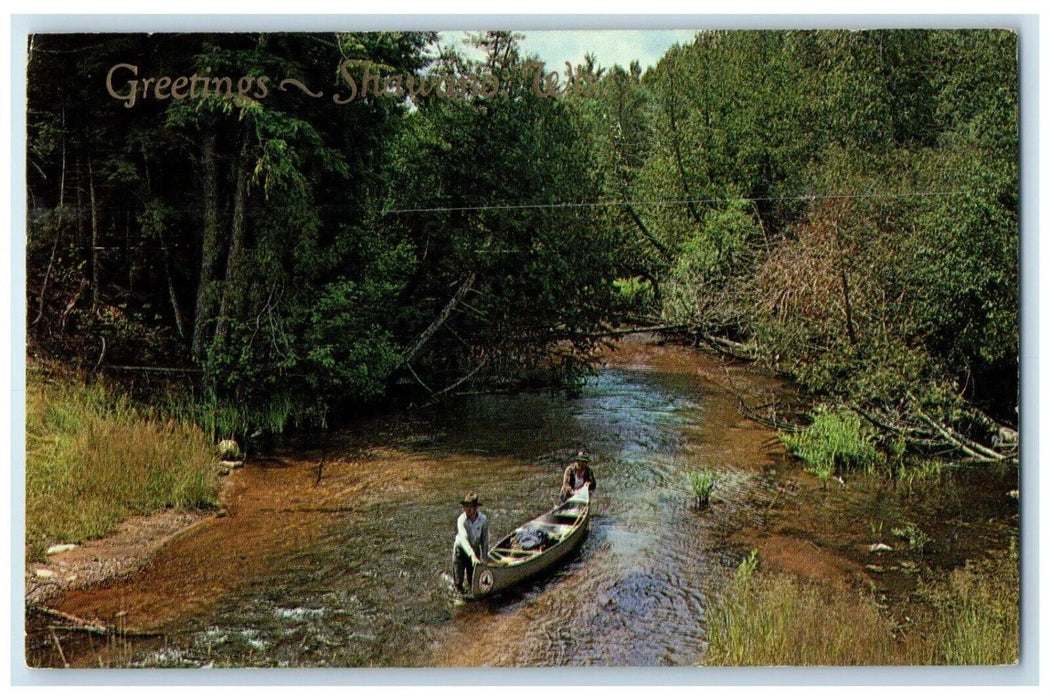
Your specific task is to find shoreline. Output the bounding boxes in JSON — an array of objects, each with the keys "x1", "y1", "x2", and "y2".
[
  {"x1": 25, "y1": 509, "x2": 216, "y2": 610},
  {"x1": 25, "y1": 469, "x2": 235, "y2": 611}
]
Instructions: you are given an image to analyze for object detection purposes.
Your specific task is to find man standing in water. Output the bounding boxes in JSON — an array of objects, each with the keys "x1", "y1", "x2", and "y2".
[
  {"x1": 453, "y1": 492, "x2": 489, "y2": 595},
  {"x1": 560, "y1": 449, "x2": 597, "y2": 502}
]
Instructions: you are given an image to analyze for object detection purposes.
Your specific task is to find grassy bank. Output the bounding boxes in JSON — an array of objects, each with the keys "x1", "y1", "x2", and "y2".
[
  {"x1": 704, "y1": 546, "x2": 1019, "y2": 666},
  {"x1": 25, "y1": 363, "x2": 221, "y2": 561}
]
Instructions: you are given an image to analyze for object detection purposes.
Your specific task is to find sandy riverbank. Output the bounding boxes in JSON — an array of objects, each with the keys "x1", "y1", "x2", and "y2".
[
  {"x1": 25, "y1": 467, "x2": 236, "y2": 613},
  {"x1": 25, "y1": 509, "x2": 218, "y2": 610}
]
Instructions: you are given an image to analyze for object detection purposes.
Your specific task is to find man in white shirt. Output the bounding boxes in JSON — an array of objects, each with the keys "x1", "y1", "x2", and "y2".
[{"x1": 452, "y1": 492, "x2": 489, "y2": 594}]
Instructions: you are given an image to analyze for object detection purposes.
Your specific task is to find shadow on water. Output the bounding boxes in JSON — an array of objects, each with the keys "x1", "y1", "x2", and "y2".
[{"x1": 26, "y1": 337, "x2": 1018, "y2": 668}]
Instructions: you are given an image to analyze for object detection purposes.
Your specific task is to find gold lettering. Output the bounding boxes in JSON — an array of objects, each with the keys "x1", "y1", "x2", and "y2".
[
  {"x1": 334, "y1": 59, "x2": 359, "y2": 104},
  {"x1": 189, "y1": 72, "x2": 210, "y2": 99},
  {"x1": 170, "y1": 76, "x2": 189, "y2": 99},
  {"x1": 154, "y1": 76, "x2": 172, "y2": 99},
  {"x1": 106, "y1": 63, "x2": 139, "y2": 108},
  {"x1": 360, "y1": 61, "x2": 383, "y2": 97},
  {"x1": 254, "y1": 76, "x2": 270, "y2": 99},
  {"x1": 409, "y1": 74, "x2": 436, "y2": 100},
  {"x1": 385, "y1": 75, "x2": 404, "y2": 97},
  {"x1": 210, "y1": 76, "x2": 233, "y2": 98}
]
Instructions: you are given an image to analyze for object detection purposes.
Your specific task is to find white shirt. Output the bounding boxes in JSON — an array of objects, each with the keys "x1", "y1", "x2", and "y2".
[{"x1": 453, "y1": 511, "x2": 489, "y2": 559}]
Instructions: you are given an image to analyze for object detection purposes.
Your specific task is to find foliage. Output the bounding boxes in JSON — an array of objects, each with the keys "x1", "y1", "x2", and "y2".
[
  {"x1": 25, "y1": 29, "x2": 1018, "y2": 457},
  {"x1": 780, "y1": 406, "x2": 881, "y2": 479}
]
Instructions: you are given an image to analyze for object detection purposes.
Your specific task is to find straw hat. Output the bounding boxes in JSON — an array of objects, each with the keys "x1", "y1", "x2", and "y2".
[{"x1": 461, "y1": 492, "x2": 481, "y2": 506}]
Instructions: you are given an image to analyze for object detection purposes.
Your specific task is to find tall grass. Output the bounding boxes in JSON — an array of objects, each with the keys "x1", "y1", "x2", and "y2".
[
  {"x1": 918, "y1": 541, "x2": 1019, "y2": 665},
  {"x1": 780, "y1": 406, "x2": 880, "y2": 481},
  {"x1": 25, "y1": 369, "x2": 220, "y2": 561},
  {"x1": 705, "y1": 552, "x2": 900, "y2": 665},
  {"x1": 164, "y1": 389, "x2": 312, "y2": 445},
  {"x1": 704, "y1": 547, "x2": 1019, "y2": 666}
]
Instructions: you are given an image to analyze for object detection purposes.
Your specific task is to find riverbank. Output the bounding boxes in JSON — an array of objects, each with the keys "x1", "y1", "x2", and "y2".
[
  {"x1": 26, "y1": 508, "x2": 212, "y2": 610},
  {"x1": 25, "y1": 355, "x2": 223, "y2": 567},
  {"x1": 23, "y1": 337, "x2": 1019, "y2": 667}
]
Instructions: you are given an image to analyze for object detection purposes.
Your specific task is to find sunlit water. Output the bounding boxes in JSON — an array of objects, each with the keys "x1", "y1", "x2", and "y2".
[{"x1": 27, "y1": 340, "x2": 1017, "y2": 668}]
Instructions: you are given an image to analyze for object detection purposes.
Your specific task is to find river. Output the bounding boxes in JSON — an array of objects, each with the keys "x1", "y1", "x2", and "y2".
[{"x1": 26, "y1": 337, "x2": 1018, "y2": 668}]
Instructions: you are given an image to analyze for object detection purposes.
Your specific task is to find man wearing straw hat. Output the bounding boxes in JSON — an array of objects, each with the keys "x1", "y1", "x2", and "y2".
[
  {"x1": 452, "y1": 492, "x2": 489, "y2": 595},
  {"x1": 560, "y1": 449, "x2": 597, "y2": 503}
]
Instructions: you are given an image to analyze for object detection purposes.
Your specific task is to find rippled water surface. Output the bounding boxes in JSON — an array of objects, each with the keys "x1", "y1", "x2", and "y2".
[{"x1": 27, "y1": 340, "x2": 1017, "y2": 668}]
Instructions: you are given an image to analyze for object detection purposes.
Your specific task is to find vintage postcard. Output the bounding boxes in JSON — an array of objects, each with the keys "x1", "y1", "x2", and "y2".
[{"x1": 18, "y1": 22, "x2": 1024, "y2": 676}]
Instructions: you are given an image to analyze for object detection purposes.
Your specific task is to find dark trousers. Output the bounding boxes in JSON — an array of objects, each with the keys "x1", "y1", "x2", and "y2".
[{"x1": 453, "y1": 546, "x2": 475, "y2": 592}]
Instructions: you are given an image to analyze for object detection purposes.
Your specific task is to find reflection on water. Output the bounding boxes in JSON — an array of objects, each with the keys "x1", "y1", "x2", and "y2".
[{"x1": 26, "y1": 340, "x2": 1018, "y2": 668}]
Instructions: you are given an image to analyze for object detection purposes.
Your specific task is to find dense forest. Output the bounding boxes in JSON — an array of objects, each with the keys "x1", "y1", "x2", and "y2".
[{"x1": 26, "y1": 30, "x2": 1018, "y2": 463}]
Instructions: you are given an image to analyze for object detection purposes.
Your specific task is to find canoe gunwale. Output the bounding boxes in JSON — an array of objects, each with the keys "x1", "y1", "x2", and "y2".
[{"x1": 466, "y1": 486, "x2": 590, "y2": 598}]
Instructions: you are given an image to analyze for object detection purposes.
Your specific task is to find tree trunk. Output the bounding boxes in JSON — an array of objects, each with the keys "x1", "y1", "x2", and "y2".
[
  {"x1": 401, "y1": 272, "x2": 476, "y2": 367},
  {"x1": 665, "y1": 65, "x2": 701, "y2": 224},
  {"x1": 158, "y1": 220, "x2": 186, "y2": 340},
  {"x1": 192, "y1": 131, "x2": 222, "y2": 359},
  {"x1": 141, "y1": 145, "x2": 187, "y2": 341},
  {"x1": 32, "y1": 119, "x2": 66, "y2": 326},
  {"x1": 87, "y1": 154, "x2": 100, "y2": 310},
  {"x1": 215, "y1": 132, "x2": 252, "y2": 346}
]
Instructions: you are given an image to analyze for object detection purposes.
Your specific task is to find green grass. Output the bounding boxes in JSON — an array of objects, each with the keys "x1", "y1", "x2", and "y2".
[
  {"x1": 704, "y1": 546, "x2": 1019, "y2": 666},
  {"x1": 893, "y1": 459, "x2": 949, "y2": 496},
  {"x1": 25, "y1": 367, "x2": 221, "y2": 561},
  {"x1": 780, "y1": 406, "x2": 880, "y2": 481},
  {"x1": 918, "y1": 541, "x2": 1020, "y2": 665},
  {"x1": 164, "y1": 391, "x2": 293, "y2": 444},
  {"x1": 688, "y1": 469, "x2": 718, "y2": 508},
  {"x1": 705, "y1": 552, "x2": 900, "y2": 665}
]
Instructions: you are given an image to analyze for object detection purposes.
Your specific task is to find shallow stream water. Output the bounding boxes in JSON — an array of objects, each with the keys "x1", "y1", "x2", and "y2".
[{"x1": 26, "y1": 338, "x2": 1017, "y2": 668}]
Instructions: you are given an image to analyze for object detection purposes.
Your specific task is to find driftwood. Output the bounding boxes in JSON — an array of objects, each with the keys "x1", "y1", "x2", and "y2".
[
  {"x1": 421, "y1": 357, "x2": 490, "y2": 407},
  {"x1": 32, "y1": 606, "x2": 108, "y2": 635},
  {"x1": 698, "y1": 333, "x2": 759, "y2": 362},
  {"x1": 906, "y1": 394, "x2": 1013, "y2": 463},
  {"x1": 29, "y1": 606, "x2": 157, "y2": 637}
]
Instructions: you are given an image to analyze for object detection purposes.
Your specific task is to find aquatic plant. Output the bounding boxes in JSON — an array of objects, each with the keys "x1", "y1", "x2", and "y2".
[
  {"x1": 688, "y1": 469, "x2": 718, "y2": 508},
  {"x1": 894, "y1": 460, "x2": 948, "y2": 497},
  {"x1": 780, "y1": 406, "x2": 881, "y2": 483},
  {"x1": 891, "y1": 522, "x2": 931, "y2": 553}
]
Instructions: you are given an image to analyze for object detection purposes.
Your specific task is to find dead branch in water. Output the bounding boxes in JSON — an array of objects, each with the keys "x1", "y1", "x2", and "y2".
[
  {"x1": 30, "y1": 606, "x2": 159, "y2": 637},
  {"x1": 720, "y1": 365, "x2": 808, "y2": 432},
  {"x1": 49, "y1": 627, "x2": 70, "y2": 667}
]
